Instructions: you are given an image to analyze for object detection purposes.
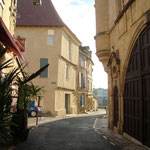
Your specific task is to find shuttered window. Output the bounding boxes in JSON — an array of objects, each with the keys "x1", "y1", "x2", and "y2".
[{"x1": 40, "y1": 58, "x2": 48, "y2": 78}]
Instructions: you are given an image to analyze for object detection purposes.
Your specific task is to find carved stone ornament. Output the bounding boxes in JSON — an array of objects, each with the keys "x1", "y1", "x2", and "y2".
[{"x1": 107, "y1": 50, "x2": 120, "y2": 78}]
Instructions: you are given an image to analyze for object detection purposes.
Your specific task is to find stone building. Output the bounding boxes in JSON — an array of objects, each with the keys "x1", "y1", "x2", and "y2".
[
  {"x1": 0, "y1": 0, "x2": 24, "y2": 73},
  {"x1": 78, "y1": 46, "x2": 94, "y2": 113},
  {"x1": 95, "y1": 0, "x2": 150, "y2": 147},
  {"x1": 16, "y1": 0, "x2": 81, "y2": 117},
  {"x1": 0, "y1": 0, "x2": 25, "y2": 111}
]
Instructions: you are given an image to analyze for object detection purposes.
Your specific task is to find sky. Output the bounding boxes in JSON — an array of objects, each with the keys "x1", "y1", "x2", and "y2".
[{"x1": 51, "y1": 0, "x2": 108, "y2": 89}]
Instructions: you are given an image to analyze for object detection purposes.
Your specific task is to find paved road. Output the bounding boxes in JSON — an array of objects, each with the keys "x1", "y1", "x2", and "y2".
[{"x1": 15, "y1": 115, "x2": 120, "y2": 150}]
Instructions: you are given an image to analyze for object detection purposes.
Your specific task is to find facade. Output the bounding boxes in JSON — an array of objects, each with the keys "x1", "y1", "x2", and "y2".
[
  {"x1": 95, "y1": 0, "x2": 150, "y2": 147},
  {"x1": 78, "y1": 46, "x2": 94, "y2": 113},
  {"x1": 0, "y1": 0, "x2": 16, "y2": 35},
  {"x1": 0, "y1": 0, "x2": 25, "y2": 111},
  {"x1": 0, "y1": 0, "x2": 23, "y2": 74},
  {"x1": 16, "y1": 0, "x2": 81, "y2": 117}
]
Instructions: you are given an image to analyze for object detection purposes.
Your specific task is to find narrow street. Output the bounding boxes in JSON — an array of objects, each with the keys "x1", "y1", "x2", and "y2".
[{"x1": 15, "y1": 115, "x2": 120, "y2": 150}]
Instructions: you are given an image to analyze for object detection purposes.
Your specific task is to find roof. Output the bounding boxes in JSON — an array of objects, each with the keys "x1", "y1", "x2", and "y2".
[{"x1": 16, "y1": 0, "x2": 64, "y2": 27}]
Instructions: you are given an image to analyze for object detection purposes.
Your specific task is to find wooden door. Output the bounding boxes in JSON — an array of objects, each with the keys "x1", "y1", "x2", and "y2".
[
  {"x1": 141, "y1": 25, "x2": 150, "y2": 147},
  {"x1": 114, "y1": 86, "x2": 119, "y2": 126},
  {"x1": 65, "y1": 94, "x2": 68, "y2": 114},
  {"x1": 124, "y1": 25, "x2": 150, "y2": 147}
]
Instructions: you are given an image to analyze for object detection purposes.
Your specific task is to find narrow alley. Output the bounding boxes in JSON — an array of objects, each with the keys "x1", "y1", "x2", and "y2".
[{"x1": 15, "y1": 113, "x2": 120, "y2": 150}]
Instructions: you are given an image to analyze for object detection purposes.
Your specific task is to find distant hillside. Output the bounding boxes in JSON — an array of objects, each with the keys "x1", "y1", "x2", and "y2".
[{"x1": 93, "y1": 88, "x2": 108, "y2": 107}]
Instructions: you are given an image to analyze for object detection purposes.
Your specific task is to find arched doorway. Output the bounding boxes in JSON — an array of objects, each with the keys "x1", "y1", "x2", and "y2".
[{"x1": 123, "y1": 25, "x2": 150, "y2": 147}]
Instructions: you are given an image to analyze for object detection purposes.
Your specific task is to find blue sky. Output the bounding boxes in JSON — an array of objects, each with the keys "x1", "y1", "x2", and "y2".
[
  {"x1": 70, "y1": 0, "x2": 93, "y2": 6},
  {"x1": 51, "y1": 0, "x2": 108, "y2": 89}
]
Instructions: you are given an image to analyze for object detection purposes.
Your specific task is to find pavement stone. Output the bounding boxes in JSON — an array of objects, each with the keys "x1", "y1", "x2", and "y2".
[{"x1": 95, "y1": 115, "x2": 150, "y2": 150}]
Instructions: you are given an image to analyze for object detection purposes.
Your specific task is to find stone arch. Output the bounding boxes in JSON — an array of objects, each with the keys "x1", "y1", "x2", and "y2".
[
  {"x1": 119, "y1": 19, "x2": 148, "y2": 134},
  {"x1": 123, "y1": 24, "x2": 150, "y2": 146},
  {"x1": 121, "y1": 21, "x2": 147, "y2": 92}
]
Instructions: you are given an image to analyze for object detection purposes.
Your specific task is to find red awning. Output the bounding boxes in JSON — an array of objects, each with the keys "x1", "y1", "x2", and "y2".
[{"x1": 0, "y1": 17, "x2": 25, "y2": 61}]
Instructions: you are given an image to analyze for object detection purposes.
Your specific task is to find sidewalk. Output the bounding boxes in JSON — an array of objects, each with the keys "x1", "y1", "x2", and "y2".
[{"x1": 94, "y1": 115, "x2": 150, "y2": 150}]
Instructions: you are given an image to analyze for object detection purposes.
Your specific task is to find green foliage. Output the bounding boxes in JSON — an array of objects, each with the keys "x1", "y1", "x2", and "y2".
[
  {"x1": 93, "y1": 88, "x2": 101, "y2": 96},
  {"x1": 93, "y1": 88, "x2": 108, "y2": 107},
  {"x1": 0, "y1": 48, "x2": 49, "y2": 143}
]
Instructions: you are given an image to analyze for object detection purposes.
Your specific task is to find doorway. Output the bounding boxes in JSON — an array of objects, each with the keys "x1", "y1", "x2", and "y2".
[
  {"x1": 123, "y1": 25, "x2": 150, "y2": 147},
  {"x1": 65, "y1": 94, "x2": 70, "y2": 114}
]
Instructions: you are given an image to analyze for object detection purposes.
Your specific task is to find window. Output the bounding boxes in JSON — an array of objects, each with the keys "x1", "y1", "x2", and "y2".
[
  {"x1": 79, "y1": 72, "x2": 85, "y2": 88},
  {"x1": 48, "y1": 29, "x2": 54, "y2": 35},
  {"x1": 48, "y1": 29, "x2": 54, "y2": 45},
  {"x1": 80, "y1": 95, "x2": 84, "y2": 107},
  {"x1": 33, "y1": 0, "x2": 42, "y2": 6},
  {"x1": 84, "y1": 72, "x2": 87, "y2": 88},
  {"x1": 40, "y1": 58, "x2": 48, "y2": 78},
  {"x1": 80, "y1": 56, "x2": 82, "y2": 67},
  {"x1": 85, "y1": 59, "x2": 87, "y2": 68},
  {"x1": 66, "y1": 64, "x2": 69, "y2": 80},
  {"x1": 48, "y1": 36, "x2": 54, "y2": 45},
  {"x1": 79, "y1": 72, "x2": 81, "y2": 87},
  {"x1": 14, "y1": 0, "x2": 17, "y2": 6},
  {"x1": 0, "y1": 0, "x2": 4, "y2": 6},
  {"x1": 0, "y1": 0, "x2": 4, "y2": 17},
  {"x1": 69, "y1": 40, "x2": 71, "y2": 61},
  {"x1": 88, "y1": 80, "x2": 90, "y2": 91}
]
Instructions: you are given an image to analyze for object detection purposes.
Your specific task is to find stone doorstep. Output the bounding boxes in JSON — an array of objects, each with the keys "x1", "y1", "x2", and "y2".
[{"x1": 95, "y1": 116, "x2": 149, "y2": 150}]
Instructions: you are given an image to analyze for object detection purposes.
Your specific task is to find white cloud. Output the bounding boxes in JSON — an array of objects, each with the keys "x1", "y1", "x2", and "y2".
[{"x1": 52, "y1": 0, "x2": 108, "y2": 89}]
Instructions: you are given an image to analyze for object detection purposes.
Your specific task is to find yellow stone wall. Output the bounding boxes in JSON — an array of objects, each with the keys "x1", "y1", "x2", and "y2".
[
  {"x1": 16, "y1": 26, "x2": 80, "y2": 116},
  {"x1": 0, "y1": 0, "x2": 18, "y2": 74},
  {"x1": 95, "y1": 0, "x2": 150, "y2": 133},
  {"x1": 0, "y1": 0, "x2": 17, "y2": 35}
]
